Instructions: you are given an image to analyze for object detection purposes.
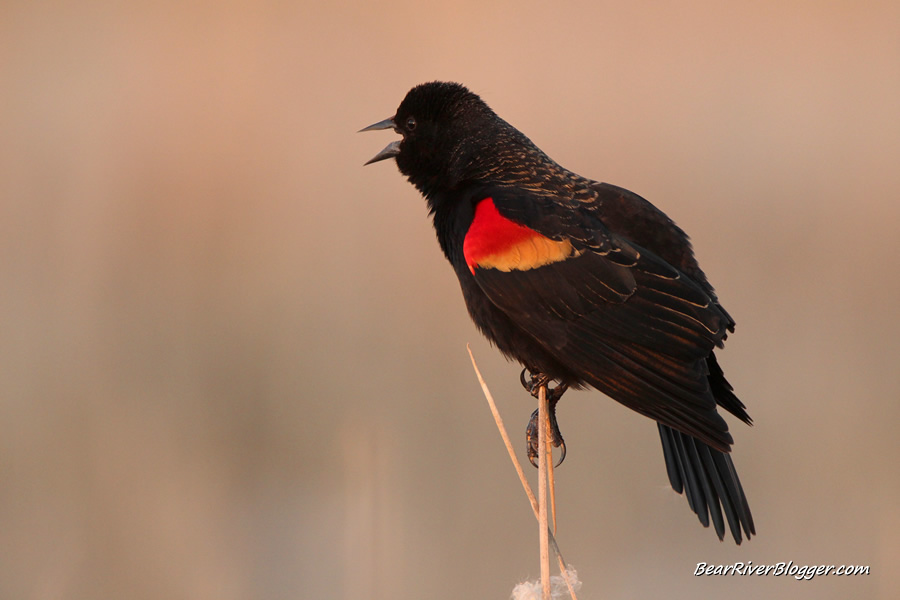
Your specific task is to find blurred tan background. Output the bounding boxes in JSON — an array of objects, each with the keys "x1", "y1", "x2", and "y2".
[{"x1": 2, "y1": 1, "x2": 899, "y2": 598}]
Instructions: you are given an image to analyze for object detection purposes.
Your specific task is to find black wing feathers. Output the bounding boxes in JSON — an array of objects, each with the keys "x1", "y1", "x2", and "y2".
[
  {"x1": 708, "y1": 351, "x2": 752, "y2": 425},
  {"x1": 472, "y1": 190, "x2": 738, "y2": 451},
  {"x1": 469, "y1": 187, "x2": 753, "y2": 540}
]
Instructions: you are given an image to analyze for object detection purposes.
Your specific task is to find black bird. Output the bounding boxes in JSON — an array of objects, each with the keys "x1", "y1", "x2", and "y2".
[{"x1": 362, "y1": 82, "x2": 754, "y2": 543}]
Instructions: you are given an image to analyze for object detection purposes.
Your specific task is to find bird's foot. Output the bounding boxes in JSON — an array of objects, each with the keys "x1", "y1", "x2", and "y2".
[{"x1": 520, "y1": 369, "x2": 568, "y2": 467}]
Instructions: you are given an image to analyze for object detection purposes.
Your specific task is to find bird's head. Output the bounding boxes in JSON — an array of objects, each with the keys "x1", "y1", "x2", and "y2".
[{"x1": 361, "y1": 82, "x2": 511, "y2": 198}]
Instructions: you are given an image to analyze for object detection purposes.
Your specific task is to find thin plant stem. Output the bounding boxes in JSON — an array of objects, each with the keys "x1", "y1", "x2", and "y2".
[
  {"x1": 467, "y1": 345, "x2": 579, "y2": 600},
  {"x1": 538, "y1": 383, "x2": 551, "y2": 600},
  {"x1": 548, "y1": 431, "x2": 558, "y2": 534}
]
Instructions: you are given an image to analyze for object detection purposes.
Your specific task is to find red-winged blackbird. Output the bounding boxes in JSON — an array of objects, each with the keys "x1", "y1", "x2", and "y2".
[{"x1": 362, "y1": 82, "x2": 754, "y2": 544}]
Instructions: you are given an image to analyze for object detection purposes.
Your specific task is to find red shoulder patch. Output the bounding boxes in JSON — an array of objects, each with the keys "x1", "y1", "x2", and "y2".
[{"x1": 463, "y1": 199, "x2": 579, "y2": 273}]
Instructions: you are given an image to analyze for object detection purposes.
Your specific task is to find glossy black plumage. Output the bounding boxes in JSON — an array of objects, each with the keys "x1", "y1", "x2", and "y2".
[{"x1": 363, "y1": 81, "x2": 755, "y2": 543}]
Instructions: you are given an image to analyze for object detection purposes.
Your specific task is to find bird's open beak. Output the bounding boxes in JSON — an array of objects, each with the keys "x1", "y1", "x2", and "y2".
[{"x1": 360, "y1": 118, "x2": 401, "y2": 165}]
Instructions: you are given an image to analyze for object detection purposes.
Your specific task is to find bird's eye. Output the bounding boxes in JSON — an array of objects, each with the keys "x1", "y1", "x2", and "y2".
[{"x1": 405, "y1": 116, "x2": 417, "y2": 131}]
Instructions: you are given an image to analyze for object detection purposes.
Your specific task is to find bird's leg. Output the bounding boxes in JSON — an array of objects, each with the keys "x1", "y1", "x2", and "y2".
[{"x1": 521, "y1": 369, "x2": 569, "y2": 468}]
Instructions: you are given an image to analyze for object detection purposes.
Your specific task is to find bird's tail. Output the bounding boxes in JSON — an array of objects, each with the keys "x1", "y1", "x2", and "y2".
[{"x1": 658, "y1": 424, "x2": 755, "y2": 543}]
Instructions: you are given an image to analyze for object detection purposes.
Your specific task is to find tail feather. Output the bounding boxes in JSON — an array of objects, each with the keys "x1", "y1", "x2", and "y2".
[{"x1": 658, "y1": 424, "x2": 755, "y2": 543}]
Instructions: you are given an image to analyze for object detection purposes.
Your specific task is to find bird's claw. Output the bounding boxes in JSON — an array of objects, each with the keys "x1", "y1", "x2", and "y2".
[
  {"x1": 520, "y1": 368, "x2": 551, "y2": 397},
  {"x1": 526, "y1": 406, "x2": 567, "y2": 467},
  {"x1": 520, "y1": 369, "x2": 569, "y2": 467},
  {"x1": 520, "y1": 368, "x2": 568, "y2": 403}
]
